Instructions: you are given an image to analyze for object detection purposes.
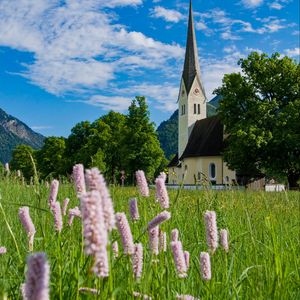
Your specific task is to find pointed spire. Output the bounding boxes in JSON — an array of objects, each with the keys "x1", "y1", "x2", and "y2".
[{"x1": 182, "y1": 0, "x2": 205, "y2": 96}]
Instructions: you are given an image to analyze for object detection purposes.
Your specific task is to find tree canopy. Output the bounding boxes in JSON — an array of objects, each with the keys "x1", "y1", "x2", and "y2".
[
  {"x1": 215, "y1": 52, "x2": 300, "y2": 188},
  {"x1": 9, "y1": 96, "x2": 166, "y2": 183}
]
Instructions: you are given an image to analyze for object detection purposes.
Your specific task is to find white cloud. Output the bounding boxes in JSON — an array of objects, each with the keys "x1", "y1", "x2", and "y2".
[
  {"x1": 31, "y1": 125, "x2": 53, "y2": 130},
  {"x1": 195, "y1": 21, "x2": 214, "y2": 36},
  {"x1": 117, "y1": 83, "x2": 179, "y2": 111},
  {"x1": 245, "y1": 47, "x2": 263, "y2": 54},
  {"x1": 221, "y1": 31, "x2": 241, "y2": 40},
  {"x1": 84, "y1": 95, "x2": 132, "y2": 111},
  {"x1": 269, "y1": 2, "x2": 283, "y2": 9},
  {"x1": 22, "y1": 59, "x2": 115, "y2": 94},
  {"x1": 195, "y1": 21, "x2": 208, "y2": 30},
  {"x1": 199, "y1": 9, "x2": 291, "y2": 37},
  {"x1": 284, "y1": 47, "x2": 300, "y2": 57},
  {"x1": 66, "y1": 0, "x2": 142, "y2": 9},
  {"x1": 223, "y1": 45, "x2": 238, "y2": 53},
  {"x1": 241, "y1": 0, "x2": 264, "y2": 8},
  {"x1": 150, "y1": 6, "x2": 184, "y2": 23},
  {"x1": 201, "y1": 52, "x2": 243, "y2": 99},
  {"x1": 75, "y1": 82, "x2": 180, "y2": 112},
  {"x1": 0, "y1": 0, "x2": 184, "y2": 109}
]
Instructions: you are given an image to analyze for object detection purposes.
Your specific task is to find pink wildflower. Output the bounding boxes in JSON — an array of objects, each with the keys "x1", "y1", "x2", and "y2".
[
  {"x1": 148, "y1": 210, "x2": 171, "y2": 230},
  {"x1": 171, "y1": 228, "x2": 179, "y2": 242},
  {"x1": 171, "y1": 241, "x2": 187, "y2": 278},
  {"x1": 0, "y1": 247, "x2": 7, "y2": 254},
  {"x1": 79, "y1": 287, "x2": 99, "y2": 295},
  {"x1": 52, "y1": 202, "x2": 63, "y2": 233},
  {"x1": 220, "y1": 229, "x2": 229, "y2": 252},
  {"x1": 155, "y1": 177, "x2": 169, "y2": 209},
  {"x1": 204, "y1": 211, "x2": 218, "y2": 253},
  {"x1": 158, "y1": 172, "x2": 167, "y2": 182},
  {"x1": 68, "y1": 207, "x2": 82, "y2": 226},
  {"x1": 135, "y1": 170, "x2": 149, "y2": 197},
  {"x1": 19, "y1": 207, "x2": 36, "y2": 251},
  {"x1": 23, "y1": 252, "x2": 50, "y2": 300},
  {"x1": 92, "y1": 248, "x2": 109, "y2": 278},
  {"x1": 184, "y1": 251, "x2": 190, "y2": 270},
  {"x1": 73, "y1": 164, "x2": 86, "y2": 196},
  {"x1": 80, "y1": 191, "x2": 109, "y2": 277},
  {"x1": 129, "y1": 198, "x2": 140, "y2": 221},
  {"x1": 133, "y1": 291, "x2": 152, "y2": 299},
  {"x1": 62, "y1": 198, "x2": 70, "y2": 216},
  {"x1": 48, "y1": 179, "x2": 59, "y2": 208},
  {"x1": 159, "y1": 230, "x2": 167, "y2": 252},
  {"x1": 200, "y1": 252, "x2": 211, "y2": 280},
  {"x1": 85, "y1": 168, "x2": 115, "y2": 231},
  {"x1": 112, "y1": 241, "x2": 119, "y2": 258},
  {"x1": 115, "y1": 212, "x2": 134, "y2": 255},
  {"x1": 176, "y1": 295, "x2": 200, "y2": 300},
  {"x1": 132, "y1": 243, "x2": 143, "y2": 279},
  {"x1": 149, "y1": 226, "x2": 159, "y2": 255}
]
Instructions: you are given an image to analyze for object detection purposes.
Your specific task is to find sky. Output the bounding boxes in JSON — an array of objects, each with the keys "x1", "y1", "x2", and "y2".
[{"x1": 0, "y1": 0, "x2": 299, "y2": 137}]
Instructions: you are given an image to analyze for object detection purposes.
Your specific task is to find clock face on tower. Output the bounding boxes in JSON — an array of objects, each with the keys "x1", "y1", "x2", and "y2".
[{"x1": 193, "y1": 88, "x2": 200, "y2": 95}]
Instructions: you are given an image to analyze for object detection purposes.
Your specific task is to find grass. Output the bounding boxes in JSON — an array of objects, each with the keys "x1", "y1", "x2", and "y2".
[{"x1": 0, "y1": 175, "x2": 299, "y2": 299}]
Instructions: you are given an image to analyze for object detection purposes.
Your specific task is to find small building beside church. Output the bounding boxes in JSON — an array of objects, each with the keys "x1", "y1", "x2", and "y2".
[{"x1": 168, "y1": 1, "x2": 236, "y2": 185}]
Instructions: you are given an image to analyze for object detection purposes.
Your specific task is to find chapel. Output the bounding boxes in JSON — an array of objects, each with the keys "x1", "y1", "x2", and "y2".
[{"x1": 168, "y1": 0, "x2": 236, "y2": 185}]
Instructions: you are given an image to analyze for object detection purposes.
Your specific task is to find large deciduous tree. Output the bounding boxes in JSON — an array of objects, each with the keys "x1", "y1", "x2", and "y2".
[
  {"x1": 37, "y1": 137, "x2": 67, "y2": 179},
  {"x1": 215, "y1": 52, "x2": 300, "y2": 188},
  {"x1": 10, "y1": 145, "x2": 36, "y2": 180},
  {"x1": 124, "y1": 96, "x2": 165, "y2": 182}
]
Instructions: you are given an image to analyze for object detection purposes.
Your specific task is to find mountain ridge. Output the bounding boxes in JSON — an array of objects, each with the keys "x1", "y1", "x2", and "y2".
[{"x1": 0, "y1": 108, "x2": 45, "y2": 163}]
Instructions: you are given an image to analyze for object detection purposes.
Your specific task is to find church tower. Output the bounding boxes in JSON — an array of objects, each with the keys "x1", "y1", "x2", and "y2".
[{"x1": 178, "y1": 0, "x2": 206, "y2": 158}]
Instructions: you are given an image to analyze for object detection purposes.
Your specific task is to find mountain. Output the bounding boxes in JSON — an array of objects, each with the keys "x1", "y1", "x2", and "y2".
[
  {"x1": 157, "y1": 99, "x2": 219, "y2": 159},
  {"x1": 0, "y1": 108, "x2": 45, "y2": 163}
]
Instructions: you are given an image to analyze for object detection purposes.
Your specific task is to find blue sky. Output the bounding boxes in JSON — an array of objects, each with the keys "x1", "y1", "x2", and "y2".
[{"x1": 0, "y1": 0, "x2": 299, "y2": 137}]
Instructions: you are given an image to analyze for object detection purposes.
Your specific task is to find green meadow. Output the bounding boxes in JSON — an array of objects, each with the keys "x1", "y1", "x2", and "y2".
[{"x1": 0, "y1": 176, "x2": 299, "y2": 299}]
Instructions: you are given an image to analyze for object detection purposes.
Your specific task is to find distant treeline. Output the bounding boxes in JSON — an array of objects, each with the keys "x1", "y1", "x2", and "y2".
[{"x1": 6, "y1": 97, "x2": 166, "y2": 184}]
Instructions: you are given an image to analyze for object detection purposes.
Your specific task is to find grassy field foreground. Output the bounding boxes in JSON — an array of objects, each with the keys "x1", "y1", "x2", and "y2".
[{"x1": 0, "y1": 176, "x2": 299, "y2": 299}]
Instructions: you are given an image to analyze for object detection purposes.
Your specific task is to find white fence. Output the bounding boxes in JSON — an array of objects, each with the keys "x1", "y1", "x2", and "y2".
[
  {"x1": 164, "y1": 184, "x2": 244, "y2": 191},
  {"x1": 265, "y1": 184, "x2": 285, "y2": 192}
]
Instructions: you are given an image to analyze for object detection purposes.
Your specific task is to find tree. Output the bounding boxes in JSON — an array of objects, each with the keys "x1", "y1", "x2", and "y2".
[
  {"x1": 37, "y1": 137, "x2": 67, "y2": 178},
  {"x1": 10, "y1": 145, "x2": 36, "y2": 180},
  {"x1": 100, "y1": 112, "x2": 127, "y2": 183},
  {"x1": 124, "y1": 96, "x2": 165, "y2": 182},
  {"x1": 215, "y1": 52, "x2": 300, "y2": 188},
  {"x1": 65, "y1": 121, "x2": 92, "y2": 171},
  {"x1": 65, "y1": 112, "x2": 126, "y2": 183}
]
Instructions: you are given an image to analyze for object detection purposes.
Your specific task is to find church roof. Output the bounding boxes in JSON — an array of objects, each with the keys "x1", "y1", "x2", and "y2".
[
  {"x1": 180, "y1": 115, "x2": 224, "y2": 159},
  {"x1": 182, "y1": 0, "x2": 206, "y2": 97},
  {"x1": 168, "y1": 153, "x2": 180, "y2": 168},
  {"x1": 168, "y1": 115, "x2": 224, "y2": 167}
]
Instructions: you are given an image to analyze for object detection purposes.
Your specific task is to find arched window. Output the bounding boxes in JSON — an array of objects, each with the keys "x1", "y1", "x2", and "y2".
[
  {"x1": 209, "y1": 163, "x2": 216, "y2": 179},
  {"x1": 198, "y1": 104, "x2": 200, "y2": 114},
  {"x1": 194, "y1": 103, "x2": 197, "y2": 114}
]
